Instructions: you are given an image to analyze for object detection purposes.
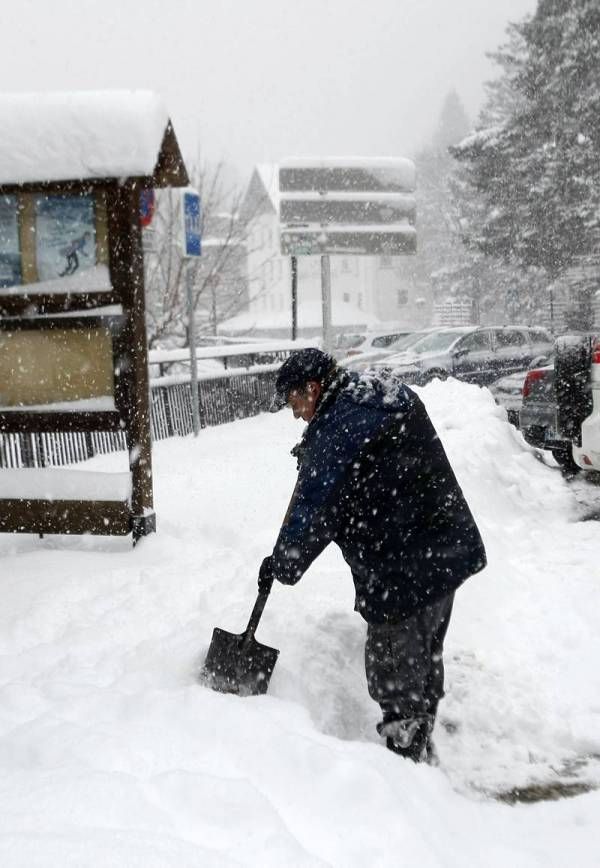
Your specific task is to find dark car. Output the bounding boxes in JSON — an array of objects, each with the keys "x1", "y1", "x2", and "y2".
[
  {"x1": 519, "y1": 351, "x2": 587, "y2": 473},
  {"x1": 519, "y1": 333, "x2": 600, "y2": 474}
]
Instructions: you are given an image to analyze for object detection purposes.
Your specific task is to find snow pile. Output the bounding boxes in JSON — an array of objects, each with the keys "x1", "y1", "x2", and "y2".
[
  {"x1": 0, "y1": 378, "x2": 598, "y2": 866},
  {"x1": 0, "y1": 91, "x2": 168, "y2": 184}
]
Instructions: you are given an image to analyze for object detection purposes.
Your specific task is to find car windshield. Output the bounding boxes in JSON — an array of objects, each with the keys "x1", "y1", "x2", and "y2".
[
  {"x1": 387, "y1": 331, "x2": 431, "y2": 352},
  {"x1": 409, "y1": 329, "x2": 473, "y2": 355},
  {"x1": 335, "y1": 333, "x2": 365, "y2": 350}
]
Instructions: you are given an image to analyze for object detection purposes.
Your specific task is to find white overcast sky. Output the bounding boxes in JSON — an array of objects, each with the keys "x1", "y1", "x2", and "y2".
[{"x1": 2, "y1": 0, "x2": 538, "y2": 185}]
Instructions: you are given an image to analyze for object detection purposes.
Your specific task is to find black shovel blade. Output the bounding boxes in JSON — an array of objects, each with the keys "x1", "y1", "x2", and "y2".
[{"x1": 201, "y1": 627, "x2": 279, "y2": 696}]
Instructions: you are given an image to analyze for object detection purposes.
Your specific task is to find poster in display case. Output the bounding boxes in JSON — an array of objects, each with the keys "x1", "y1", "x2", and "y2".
[
  {"x1": 0, "y1": 195, "x2": 21, "y2": 287},
  {"x1": 35, "y1": 194, "x2": 96, "y2": 282}
]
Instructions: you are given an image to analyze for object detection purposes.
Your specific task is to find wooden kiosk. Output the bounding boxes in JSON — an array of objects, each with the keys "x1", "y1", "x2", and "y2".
[{"x1": 0, "y1": 91, "x2": 189, "y2": 541}]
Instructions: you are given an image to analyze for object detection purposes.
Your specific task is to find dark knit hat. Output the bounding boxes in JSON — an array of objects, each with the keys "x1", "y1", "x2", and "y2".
[{"x1": 269, "y1": 348, "x2": 337, "y2": 412}]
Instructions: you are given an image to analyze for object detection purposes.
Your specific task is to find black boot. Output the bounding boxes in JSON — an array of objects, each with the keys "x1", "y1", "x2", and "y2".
[
  {"x1": 386, "y1": 734, "x2": 428, "y2": 762},
  {"x1": 384, "y1": 717, "x2": 436, "y2": 764}
]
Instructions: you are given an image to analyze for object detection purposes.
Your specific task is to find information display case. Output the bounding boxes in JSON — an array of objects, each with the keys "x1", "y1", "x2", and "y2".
[{"x1": 0, "y1": 93, "x2": 189, "y2": 541}]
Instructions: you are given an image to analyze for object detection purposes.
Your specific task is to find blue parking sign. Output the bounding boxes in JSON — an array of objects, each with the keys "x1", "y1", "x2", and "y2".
[{"x1": 182, "y1": 190, "x2": 201, "y2": 257}]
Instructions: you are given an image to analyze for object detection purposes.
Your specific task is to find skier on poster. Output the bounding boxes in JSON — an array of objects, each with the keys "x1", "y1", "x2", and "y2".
[{"x1": 58, "y1": 231, "x2": 92, "y2": 276}]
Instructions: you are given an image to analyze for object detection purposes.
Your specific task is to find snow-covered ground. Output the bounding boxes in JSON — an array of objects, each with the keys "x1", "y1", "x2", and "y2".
[{"x1": 0, "y1": 379, "x2": 599, "y2": 866}]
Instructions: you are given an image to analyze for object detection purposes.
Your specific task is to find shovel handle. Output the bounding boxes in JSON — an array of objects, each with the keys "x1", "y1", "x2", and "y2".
[{"x1": 242, "y1": 575, "x2": 274, "y2": 647}]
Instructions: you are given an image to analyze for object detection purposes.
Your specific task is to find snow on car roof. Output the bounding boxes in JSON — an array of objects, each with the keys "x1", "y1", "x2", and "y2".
[{"x1": 0, "y1": 90, "x2": 169, "y2": 184}]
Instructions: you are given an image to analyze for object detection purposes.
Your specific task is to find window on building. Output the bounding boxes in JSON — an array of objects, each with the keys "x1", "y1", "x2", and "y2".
[
  {"x1": 357, "y1": 293, "x2": 363, "y2": 310},
  {"x1": 397, "y1": 288, "x2": 409, "y2": 306},
  {"x1": 343, "y1": 292, "x2": 350, "y2": 303},
  {"x1": 341, "y1": 258, "x2": 351, "y2": 273},
  {"x1": 380, "y1": 255, "x2": 393, "y2": 269}
]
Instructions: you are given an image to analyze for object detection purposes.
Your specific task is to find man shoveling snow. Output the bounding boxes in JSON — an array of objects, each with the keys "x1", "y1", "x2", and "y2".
[{"x1": 260, "y1": 348, "x2": 487, "y2": 762}]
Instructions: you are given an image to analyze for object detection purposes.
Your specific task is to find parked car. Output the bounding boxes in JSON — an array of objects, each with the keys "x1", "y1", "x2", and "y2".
[
  {"x1": 374, "y1": 325, "x2": 553, "y2": 386},
  {"x1": 333, "y1": 328, "x2": 414, "y2": 361},
  {"x1": 332, "y1": 332, "x2": 366, "y2": 357},
  {"x1": 517, "y1": 356, "x2": 581, "y2": 472},
  {"x1": 342, "y1": 328, "x2": 438, "y2": 370},
  {"x1": 554, "y1": 333, "x2": 600, "y2": 473}
]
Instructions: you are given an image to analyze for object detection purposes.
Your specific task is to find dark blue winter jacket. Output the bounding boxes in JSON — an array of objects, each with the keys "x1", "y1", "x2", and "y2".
[{"x1": 269, "y1": 371, "x2": 486, "y2": 623}]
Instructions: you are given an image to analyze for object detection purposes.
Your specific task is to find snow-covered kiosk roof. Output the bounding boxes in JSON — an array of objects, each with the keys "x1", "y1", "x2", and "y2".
[{"x1": 0, "y1": 90, "x2": 188, "y2": 188}]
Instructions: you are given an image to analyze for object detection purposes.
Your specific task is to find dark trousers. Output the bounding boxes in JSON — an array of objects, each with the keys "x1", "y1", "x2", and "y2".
[{"x1": 365, "y1": 592, "x2": 454, "y2": 733}]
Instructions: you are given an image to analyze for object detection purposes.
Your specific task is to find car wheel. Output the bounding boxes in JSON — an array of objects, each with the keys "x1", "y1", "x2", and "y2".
[
  {"x1": 422, "y1": 369, "x2": 448, "y2": 384},
  {"x1": 506, "y1": 409, "x2": 520, "y2": 428},
  {"x1": 522, "y1": 425, "x2": 547, "y2": 449},
  {"x1": 551, "y1": 447, "x2": 581, "y2": 475}
]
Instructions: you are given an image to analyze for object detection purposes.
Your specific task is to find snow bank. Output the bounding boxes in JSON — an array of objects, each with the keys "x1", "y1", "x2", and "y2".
[{"x1": 0, "y1": 378, "x2": 598, "y2": 866}]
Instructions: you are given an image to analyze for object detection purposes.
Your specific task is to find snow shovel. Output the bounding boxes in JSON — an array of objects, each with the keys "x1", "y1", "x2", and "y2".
[{"x1": 201, "y1": 577, "x2": 279, "y2": 696}]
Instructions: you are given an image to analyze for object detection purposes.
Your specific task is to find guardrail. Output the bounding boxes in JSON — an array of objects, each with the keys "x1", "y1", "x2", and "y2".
[
  {"x1": 0, "y1": 341, "x2": 311, "y2": 470},
  {"x1": 148, "y1": 338, "x2": 316, "y2": 376},
  {"x1": 150, "y1": 364, "x2": 279, "y2": 439}
]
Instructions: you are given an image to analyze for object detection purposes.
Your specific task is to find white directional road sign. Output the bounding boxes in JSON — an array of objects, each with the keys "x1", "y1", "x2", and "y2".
[{"x1": 279, "y1": 158, "x2": 417, "y2": 256}]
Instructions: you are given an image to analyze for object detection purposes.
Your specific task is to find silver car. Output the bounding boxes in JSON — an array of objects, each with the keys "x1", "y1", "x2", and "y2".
[
  {"x1": 343, "y1": 328, "x2": 438, "y2": 371},
  {"x1": 373, "y1": 325, "x2": 553, "y2": 386}
]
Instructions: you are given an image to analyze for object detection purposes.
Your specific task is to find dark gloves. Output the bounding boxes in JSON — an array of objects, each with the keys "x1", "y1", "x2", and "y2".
[
  {"x1": 258, "y1": 556, "x2": 276, "y2": 594},
  {"x1": 259, "y1": 548, "x2": 304, "y2": 591}
]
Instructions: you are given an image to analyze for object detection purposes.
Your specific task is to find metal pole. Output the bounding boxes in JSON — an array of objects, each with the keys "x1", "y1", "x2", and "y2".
[
  {"x1": 291, "y1": 255, "x2": 298, "y2": 340},
  {"x1": 186, "y1": 261, "x2": 200, "y2": 436},
  {"x1": 320, "y1": 254, "x2": 333, "y2": 353}
]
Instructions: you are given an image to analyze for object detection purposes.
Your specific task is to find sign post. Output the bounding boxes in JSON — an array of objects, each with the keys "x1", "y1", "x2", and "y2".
[
  {"x1": 180, "y1": 189, "x2": 202, "y2": 436},
  {"x1": 278, "y1": 158, "x2": 416, "y2": 353},
  {"x1": 320, "y1": 254, "x2": 332, "y2": 351},
  {"x1": 291, "y1": 255, "x2": 298, "y2": 340}
]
